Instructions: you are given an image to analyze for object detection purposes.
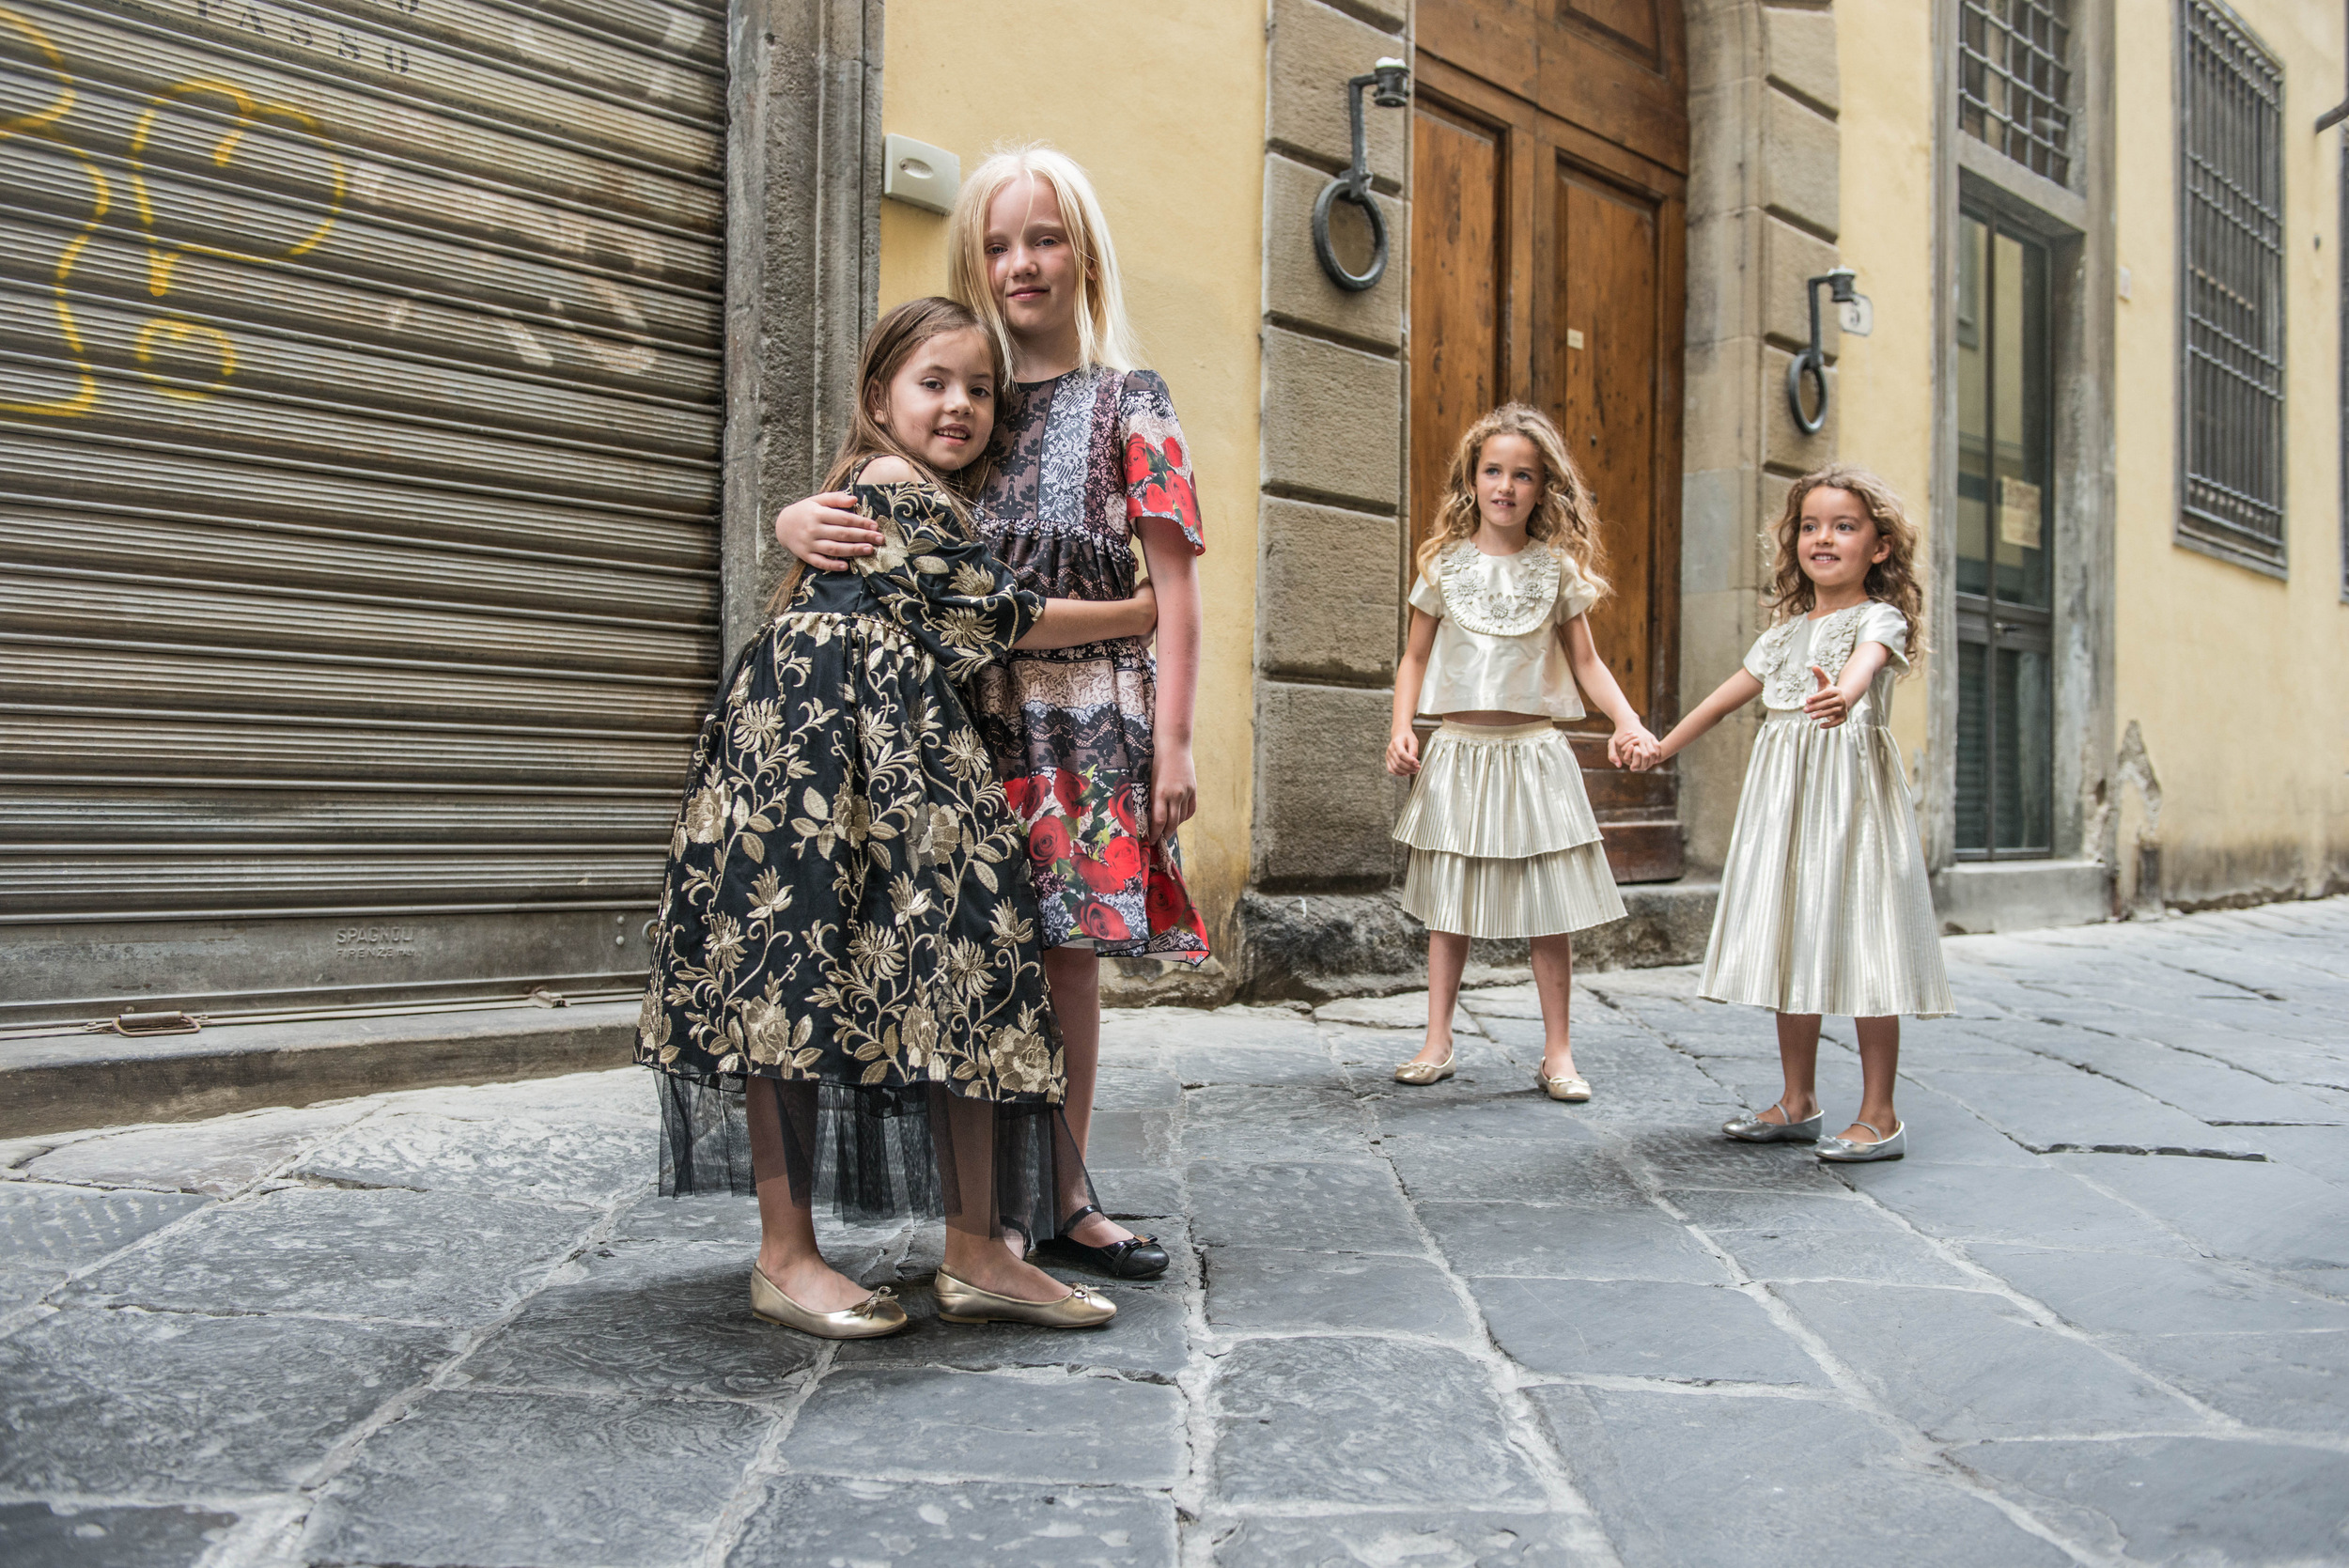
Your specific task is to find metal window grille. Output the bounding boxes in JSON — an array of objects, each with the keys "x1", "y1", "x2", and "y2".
[
  {"x1": 2178, "y1": 0, "x2": 2287, "y2": 572},
  {"x1": 1959, "y1": 0, "x2": 2076, "y2": 185}
]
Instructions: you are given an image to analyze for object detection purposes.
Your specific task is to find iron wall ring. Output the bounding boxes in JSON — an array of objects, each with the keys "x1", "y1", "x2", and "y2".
[
  {"x1": 1785, "y1": 349, "x2": 1829, "y2": 436},
  {"x1": 1312, "y1": 178, "x2": 1387, "y2": 292}
]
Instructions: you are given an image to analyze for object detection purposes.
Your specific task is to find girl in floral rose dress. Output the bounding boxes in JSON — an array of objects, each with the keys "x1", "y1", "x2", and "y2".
[
  {"x1": 776, "y1": 147, "x2": 1206, "y2": 1280},
  {"x1": 641, "y1": 298, "x2": 1159, "y2": 1339}
]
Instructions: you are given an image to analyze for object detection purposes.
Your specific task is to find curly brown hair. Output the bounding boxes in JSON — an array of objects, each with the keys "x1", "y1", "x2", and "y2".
[
  {"x1": 1764, "y1": 463, "x2": 1927, "y2": 669},
  {"x1": 1414, "y1": 403, "x2": 1610, "y2": 598}
]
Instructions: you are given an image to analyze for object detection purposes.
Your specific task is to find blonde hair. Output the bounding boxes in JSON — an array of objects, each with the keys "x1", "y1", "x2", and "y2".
[
  {"x1": 947, "y1": 144, "x2": 1143, "y2": 376},
  {"x1": 1765, "y1": 463, "x2": 1928, "y2": 668},
  {"x1": 765, "y1": 297, "x2": 1007, "y2": 614},
  {"x1": 1415, "y1": 403, "x2": 1610, "y2": 598}
]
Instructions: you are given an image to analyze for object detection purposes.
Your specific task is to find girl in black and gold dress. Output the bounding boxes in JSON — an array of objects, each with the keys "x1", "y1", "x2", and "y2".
[{"x1": 636, "y1": 299, "x2": 1157, "y2": 1338}]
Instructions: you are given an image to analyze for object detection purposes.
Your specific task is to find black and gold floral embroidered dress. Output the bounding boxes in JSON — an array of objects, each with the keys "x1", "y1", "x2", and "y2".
[{"x1": 636, "y1": 474, "x2": 1085, "y2": 1235}]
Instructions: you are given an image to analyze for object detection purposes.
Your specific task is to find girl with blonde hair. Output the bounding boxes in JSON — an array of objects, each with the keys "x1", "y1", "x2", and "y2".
[
  {"x1": 1386, "y1": 404, "x2": 1651, "y2": 1101},
  {"x1": 1636, "y1": 463, "x2": 1951, "y2": 1162},
  {"x1": 773, "y1": 145, "x2": 1205, "y2": 1280}
]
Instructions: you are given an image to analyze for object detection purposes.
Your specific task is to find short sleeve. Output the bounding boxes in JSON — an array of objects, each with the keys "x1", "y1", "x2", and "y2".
[
  {"x1": 1119, "y1": 370, "x2": 1205, "y2": 553},
  {"x1": 1408, "y1": 571, "x2": 1445, "y2": 618},
  {"x1": 853, "y1": 480, "x2": 1043, "y2": 677},
  {"x1": 1555, "y1": 556, "x2": 1600, "y2": 623},
  {"x1": 1741, "y1": 630, "x2": 1779, "y2": 682},
  {"x1": 1857, "y1": 601, "x2": 1911, "y2": 672}
]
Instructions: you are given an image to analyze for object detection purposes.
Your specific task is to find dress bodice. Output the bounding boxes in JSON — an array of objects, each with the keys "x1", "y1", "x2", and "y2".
[
  {"x1": 1741, "y1": 601, "x2": 1911, "y2": 727},
  {"x1": 1408, "y1": 540, "x2": 1601, "y2": 720}
]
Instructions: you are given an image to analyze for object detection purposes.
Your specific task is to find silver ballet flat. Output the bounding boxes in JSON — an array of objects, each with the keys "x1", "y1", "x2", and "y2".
[
  {"x1": 1816, "y1": 1119, "x2": 1906, "y2": 1162},
  {"x1": 1721, "y1": 1103, "x2": 1824, "y2": 1142}
]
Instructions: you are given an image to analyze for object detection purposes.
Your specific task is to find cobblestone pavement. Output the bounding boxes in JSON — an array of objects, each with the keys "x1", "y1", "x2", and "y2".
[{"x1": 4, "y1": 900, "x2": 2348, "y2": 1567}]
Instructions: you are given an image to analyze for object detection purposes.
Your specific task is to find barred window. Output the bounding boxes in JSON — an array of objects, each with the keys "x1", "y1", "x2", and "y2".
[
  {"x1": 2178, "y1": 0, "x2": 2286, "y2": 573},
  {"x1": 1959, "y1": 0, "x2": 2076, "y2": 185}
]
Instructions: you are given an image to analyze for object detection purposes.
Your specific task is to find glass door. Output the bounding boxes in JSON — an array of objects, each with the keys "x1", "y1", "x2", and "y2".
[{"x1": 1953, "y1": 210, "x2": 2055, "y2": 858}]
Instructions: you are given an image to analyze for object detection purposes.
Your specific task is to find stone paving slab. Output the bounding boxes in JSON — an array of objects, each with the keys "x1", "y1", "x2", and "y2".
[
  {"x1": 734, "y1": 1475, "x2": 1179, "y2": 1567},
  {"x1": 5, "y1": 900, "x2": 2349, "y2": 1564},
  {"x1": 301, "y1": 1389, "x2": 767, "y2": 1567},
  {"x1": 0, "y1": 1500, "x2": 239, "y2": 1568}
]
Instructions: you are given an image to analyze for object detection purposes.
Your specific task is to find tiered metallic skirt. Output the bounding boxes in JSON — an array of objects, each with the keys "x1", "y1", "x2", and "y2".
[
  {"x1": 1393, "y1": 721, "x2": 1626, "y2": 939},
  {"x1": 1701, "y1": 711, "x2": 1952, "y2": 1017}
]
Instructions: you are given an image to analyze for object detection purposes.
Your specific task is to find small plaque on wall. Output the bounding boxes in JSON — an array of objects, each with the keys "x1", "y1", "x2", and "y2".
[{"x1": 1998, "y1": 475, "x2": 2043, "y2": 551}]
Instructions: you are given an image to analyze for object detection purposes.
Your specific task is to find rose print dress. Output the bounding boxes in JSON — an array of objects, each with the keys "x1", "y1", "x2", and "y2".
[
  {"x1": 636, "y1": 473, "x2": 1090, "y2": 1236},
  {"x1": 971, "y1": 367, "x2": 1210, "y2": 960}
]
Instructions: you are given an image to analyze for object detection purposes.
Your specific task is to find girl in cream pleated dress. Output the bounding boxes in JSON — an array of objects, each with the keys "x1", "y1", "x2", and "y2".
[
  {"x1": 1386, "y1": 405, "x2": 1652, "y2": 1102},
  {"x1": 1640, "y1": 465, "x2": 1951, "y2": 1162}
]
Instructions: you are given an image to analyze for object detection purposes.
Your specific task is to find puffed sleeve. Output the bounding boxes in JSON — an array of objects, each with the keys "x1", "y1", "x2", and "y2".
[
  {"x1": 1408, "y1": 571, "x2": 1445, "y2": 618},
  {"x1": 1119, "y1": 370, "x2": 1205, "y2": 553},
  {"x1": 1857, "y1": 600, "x2": 1911, "y2": 673},
  {"x1": 853, "y1": 480, "x2": 1044, "y2": 678},
  {"x1": 1555, "y1": 555, "x2": 1601, "y2": 623}
]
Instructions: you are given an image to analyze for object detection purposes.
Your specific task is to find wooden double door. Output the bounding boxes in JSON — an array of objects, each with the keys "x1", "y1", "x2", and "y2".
[{"x1": 1409, "y1": 0, "x2": 1688, "y2": 881}]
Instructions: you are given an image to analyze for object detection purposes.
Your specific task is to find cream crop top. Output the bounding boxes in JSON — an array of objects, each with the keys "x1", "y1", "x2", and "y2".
[
  {"x1": 1407, "y1": 540, "x2": 1602, "y2": 720},
  {"x1": 1741, "y1": 601, "x2": 1911, "y2": 729}
]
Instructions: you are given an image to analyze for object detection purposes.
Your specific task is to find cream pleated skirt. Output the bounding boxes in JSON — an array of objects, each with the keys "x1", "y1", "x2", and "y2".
[
  {"x1": 1702, "y1": 711, "x2": 1952, "y2": 1017},
  {"x1": 1393, "y1": 721, "x2": 1626, "y2": 939}
]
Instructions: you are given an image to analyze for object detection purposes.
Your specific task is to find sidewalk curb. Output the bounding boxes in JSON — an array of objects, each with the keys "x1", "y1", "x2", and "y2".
[{"x1": 0, "y1": 1001, "x2": 638, "y2": 1138}]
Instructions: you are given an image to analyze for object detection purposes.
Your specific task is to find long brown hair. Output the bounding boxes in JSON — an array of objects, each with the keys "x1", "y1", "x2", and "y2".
[
  {"x1": 1764, "y1": 463, "x2": 1928, "y2": 669},
  {"x1": 1414, "y1": 403, "x2": 1610, "y2": 598},
  {"x1": 766, "y1": 297, "x2": 1009, "y2": 614}
]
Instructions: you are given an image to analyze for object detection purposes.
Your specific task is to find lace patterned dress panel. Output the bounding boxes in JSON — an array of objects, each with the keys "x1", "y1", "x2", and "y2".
[{"x1": 969, "y1": 368, "x2": 1209, "y2": 959}]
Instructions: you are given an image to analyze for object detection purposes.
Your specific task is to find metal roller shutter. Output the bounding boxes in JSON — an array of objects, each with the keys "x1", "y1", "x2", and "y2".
[{"x1": 0, "y1": 0, "x2": 724, "y2": 1024}]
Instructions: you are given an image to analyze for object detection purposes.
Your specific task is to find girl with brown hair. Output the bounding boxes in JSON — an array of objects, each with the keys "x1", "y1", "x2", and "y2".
[
  {"x1": 1385, "y1": 404, "x2": 1653, "y2": 1101},
  {"x1": 1636, "y1": 463, "x2": 1951, "y2": 1162},
  {"x1": 637, "y1": 297, "x2": 1160, "y2": 1338}
]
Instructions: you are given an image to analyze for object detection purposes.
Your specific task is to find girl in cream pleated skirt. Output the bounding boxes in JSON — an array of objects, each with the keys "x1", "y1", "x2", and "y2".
[
  {"x1": 1641, "y1": 465, "x2": 1951, "y2": 1163},
  {"x1": 1385, "y1": 406, "x2": 1650, "y2": 1102}
]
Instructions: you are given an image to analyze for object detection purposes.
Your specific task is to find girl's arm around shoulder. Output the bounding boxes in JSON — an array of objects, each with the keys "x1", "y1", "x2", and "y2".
[
  {"x1": 1641, "y1": 665, "x2": 1766, "y2": 769},
  {"x1": 1387, "y1": 608, "x2": 1440, "y2": 777},
  {"x1": 1558, "y1": 613, "x2": 1658, "y2": 768}
]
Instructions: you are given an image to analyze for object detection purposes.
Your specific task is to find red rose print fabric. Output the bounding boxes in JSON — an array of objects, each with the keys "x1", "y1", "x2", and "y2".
[{"x1": 971, "y1": 368, "x2": 1210, "y2": 962}]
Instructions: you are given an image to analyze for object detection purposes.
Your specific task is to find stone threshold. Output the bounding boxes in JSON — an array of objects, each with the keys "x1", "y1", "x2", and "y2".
[{"x1": 0, "y1": 1001, "x2": 636, "y2": 1140}]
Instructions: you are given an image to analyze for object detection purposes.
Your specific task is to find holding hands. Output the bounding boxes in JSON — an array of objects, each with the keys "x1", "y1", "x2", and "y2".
[{"x1": 1609, "y1": 722, "x2": 1661, "y2": 772}]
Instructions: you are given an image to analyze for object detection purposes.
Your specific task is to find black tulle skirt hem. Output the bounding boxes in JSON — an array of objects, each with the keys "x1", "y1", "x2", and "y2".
[{"x1": 646, "y1": 1065, "x2": 1095, "y2": 1245}]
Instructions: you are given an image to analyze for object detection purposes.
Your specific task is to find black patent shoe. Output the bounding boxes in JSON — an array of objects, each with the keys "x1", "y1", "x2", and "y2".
[{"x1": 1038, "y1": 1203, "x2": 1170, "y2": 1280}]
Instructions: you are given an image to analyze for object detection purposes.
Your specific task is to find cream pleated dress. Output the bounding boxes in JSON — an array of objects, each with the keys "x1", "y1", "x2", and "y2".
[
  {"x1": 1392, "y1": 540, "x2": 1627, "y2": 938},
  {"x1": 1701, "y1": 601, "x2": 1952, "y2": 1017}
]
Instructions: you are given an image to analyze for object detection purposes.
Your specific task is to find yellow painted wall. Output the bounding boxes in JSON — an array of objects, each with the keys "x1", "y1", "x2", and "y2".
[
  {"x1": 1834, "y1": 0, "x2": 1940, "y2": 780},
  {"x1": 874, "y1": 2, "x2": 1267, "y2": 960},
  {"x1": 2111, "y1": 0, "x2": 2349, "y2": 904}
]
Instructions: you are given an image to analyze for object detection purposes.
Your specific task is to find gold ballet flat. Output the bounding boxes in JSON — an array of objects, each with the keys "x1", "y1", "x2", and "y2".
[
  {"x1": 1394, "y1": 1052, "x2": 1456, "y2": 1085},
  {"x1": 932, "y1": 1268, "x2": 1116, "y2": 1328},
  {"x1": 1538, "y1": 1069, "x2": 1593, "y2": 1102},
  {"x1": 750, "y1": 1265, "x2": 908, "y2": 1340}
]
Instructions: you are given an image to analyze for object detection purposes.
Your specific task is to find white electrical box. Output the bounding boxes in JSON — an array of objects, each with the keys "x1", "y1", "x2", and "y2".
[{"x1": 883, "y1": 133, "x2": 959, "y2": 215}]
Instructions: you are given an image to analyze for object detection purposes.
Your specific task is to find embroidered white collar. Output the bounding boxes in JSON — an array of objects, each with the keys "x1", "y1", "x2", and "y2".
[{"x1": 1436, "y1": 540, "x2": 1560, "y2": 637}]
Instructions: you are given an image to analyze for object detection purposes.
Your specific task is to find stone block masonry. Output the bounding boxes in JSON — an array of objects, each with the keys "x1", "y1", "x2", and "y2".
[{"x1": 3, "y1": 899, "x2": 2346, "y2": 1562}]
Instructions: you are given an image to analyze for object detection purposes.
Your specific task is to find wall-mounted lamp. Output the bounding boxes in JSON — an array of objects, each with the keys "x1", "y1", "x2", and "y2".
[
  {"x1": 1312, "y1": 57, "x2": 1409, "y2": 292},
  {"x1": 1786, "y1": 266, "x2": 1858, "y2": 436}
]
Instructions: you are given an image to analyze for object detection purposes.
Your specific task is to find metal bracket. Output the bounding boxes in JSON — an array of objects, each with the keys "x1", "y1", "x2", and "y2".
[
  {"x1": 1786, "y1": 267, "x2": 1858, "y2": 436},
  {"x1": 1312, "y1": 57, "x2": 1410, "y2": 292}
]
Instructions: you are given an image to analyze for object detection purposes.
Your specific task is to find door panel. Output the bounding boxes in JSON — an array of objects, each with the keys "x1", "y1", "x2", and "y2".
[
  {"x1": 1553, "y1": 169, "x2": 1657, "y2": 714},
  {"x1": 1408, "y1": 101, "x2": 1506, "y2": 563}
]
